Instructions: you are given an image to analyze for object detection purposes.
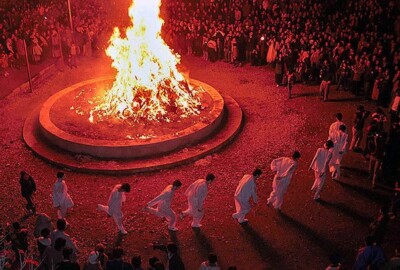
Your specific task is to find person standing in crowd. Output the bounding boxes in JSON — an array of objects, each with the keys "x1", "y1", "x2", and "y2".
[
  {"x1": 145, "y1": 180, "x2": 182, "y2": 231},
  {"x1": 319, "y1": 60, "x2": 332, "y2": 102},
  {"x1": 390, "y1": 89, "x2": 400, "y2": 124},
  {"x1": 267, "y1": 151, "x2": 301, "y2": 211},
  {"x1": 56, "y1": 247, "x2": 80, "y2": 270},
  {"x1": 353, "y1": 236, "x2": 385, "y2": 270},
  {"x1": 287, "y1": 70, "x2": 295, "y2": 99},
  {"x1": 19, "y1": 171, "x2": 36, "y2": 214},
  {"x1": 369, "y1": 131, "x2": 388, "y2": 188},
  {"x1": 199, "y1": 254, "x2": 220, "y2": 270},
  {"x1": 329, "y1": 125, "x2": 348, "y2": 181},
  {"x1": 180, "y1": 173, "x2": 216, "y2": 228},
  {"x1": 37, "y1": 228, "x2": 51, "y2": 260},
  {"x1": 328, "y1": 113, "x2": 346, "y2": 140},
  {"x1": 349, "y1": 105, "x2": 370, "y2": 151},
  {"x1": 106, "y1": 247, "x2": 132, "y2": 270},
  {"x1": 50, "y1": 218, "x2": 79, "y2": 261},
  {"x1": 97, "y1": 183, "x2": 131, "y2": 235},
  {"x1": 43, "y1": 237, "x2": 66, "y2": 270},
  {"x1": 83, "y1": 251, "x2": 102, "y2": 270},
  {"x1": 310, "y1": 140, "x2": 334, "y2": 201},
  {"x1": 166, "y1": 243, "x2": 185, "y2": 270},
  {"x1": 232, "y1": 168, "x2": 262, "y2": 223},
  {"x1": 52, "y1": 172, "x2": 74, "y2": 221}
]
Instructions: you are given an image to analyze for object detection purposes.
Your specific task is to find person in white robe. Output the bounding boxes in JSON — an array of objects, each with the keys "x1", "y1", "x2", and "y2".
[
  {"x1": 310, "y1": 140, "x2": 334, "y2": 200},
  {"x1": 329, "y1": 125, "x2": 348, "y2": 180},
  {"x1": 232, "y1": 168, "x2": 262, "y2": 223},
  {"x1": 267, "y1": 151, "x2": 301, "y2": 211},
  {"x1": 328, "y1": 112, "x2": 346, "y2": 140},
  {"x1": 97, "y1": 183, "x2": 131, "y2": 234},
  {"x1": 145, "y1": 180, "x2": 182, "y2": 231},
  {"x1": 52, "y1": 172, "x2": 74, "y2": 221},
  {"x1": 180, "y1": 173, "x2": 216, "y2": 228}
]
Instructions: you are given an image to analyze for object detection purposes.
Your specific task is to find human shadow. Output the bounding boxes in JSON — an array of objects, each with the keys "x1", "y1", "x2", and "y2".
[
  {"x1": 278, "y1": 212, "x2": 344, "y2": 256},
  {"x1": 192, "y1": 228, "x2": 215, "y2": 259},
  {"x1": 334, "y1": 180, "x2": 389, "y2": 203},
  {"x1": 318, "y1": 200, "x2": 371, "y2": 223},
  {"x1": 341, "y1": 166, "x2": 369, "y2": 176},
  {"x1": 239, "y1": 222, "x2": 285, "y2": 269},
  {"x1": 114, "y1": 233, "x2": 124, "y2": 247}
]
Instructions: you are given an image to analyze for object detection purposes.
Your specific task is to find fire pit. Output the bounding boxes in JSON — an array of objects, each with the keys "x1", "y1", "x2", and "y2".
[{"x1": 22, "y1": 0, "x2": 243, "y2": 173}]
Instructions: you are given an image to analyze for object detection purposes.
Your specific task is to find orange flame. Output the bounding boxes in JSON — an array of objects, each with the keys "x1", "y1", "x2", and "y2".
[{"x1": 89, "y1": 0, "x2": 201, "y2": 123}]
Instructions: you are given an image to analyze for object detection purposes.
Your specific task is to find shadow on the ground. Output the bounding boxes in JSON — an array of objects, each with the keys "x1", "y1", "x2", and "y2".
[
  {"x1": 334, "y1": 180, "x2": 389, "y2": 203},
  {"x1": 318, "y1": 200, "x2": 371, "y2": 223},
  {"x1": 240, "y1": 222, "x2": 284, "y2": 269},
  {"x1": 341, "y1": 166, "x2": 369, "y2": 176},
  {"x1": 114, "y1": 233, "x2": 124, "y2": 246},
  {"x1": 328, "y1": 97, "x2": 364, "y2": 102},
  {"x1": 192, "y1": 228, "x2": 215, "y2": 259},
  {"x1": 278, "y1": 212, "x2": 344, "y2": 256}
]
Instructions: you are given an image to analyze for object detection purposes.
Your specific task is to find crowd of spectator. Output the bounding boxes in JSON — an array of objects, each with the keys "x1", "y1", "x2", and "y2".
[
  {"x1": 162, "y1": 0, "x2": 399, "y2": 106},
  {"x1": 0, "y1": 0, "x2": 107, "y2": 76}
]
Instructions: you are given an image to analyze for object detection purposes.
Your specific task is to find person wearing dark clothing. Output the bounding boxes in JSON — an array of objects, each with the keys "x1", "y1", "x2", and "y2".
[
  {"x1": 56, "y1": 248, "x2": 81, "y2": 270},
  {"x1": 37, "y1": 228, "x2": 51, "y2": 259},
  {"x1": 7, "y1": 222, "x2": 29, "y2": 258},
  {"x1": 152, "y1": 243, "x2": 185, "y2": 270},
  {"x1": 19, "y1": 171, "x2": 36, "y2": 213},
  {"x1": 368, "y1": 131, "x2": 387, "y2": 188},
  {"x1": 275, "y1": 55, "x2": 284, "y2": 86},
  {"x1": 319, "y1": 61, "x2": 333, "y2": 101},
  {"x1": 350, "y1": 105, "x2": 370, "y2": 151},
  {"x1": 106, "y1": 247, "x2": 133, "y2": 270},
  {"x1": 353, "y1": 236, "x2": 385, "y2": 270},
  {"x1": 369, "y1": 206, "x2": 390, "y2": 245},
  {"x1": 336, "y1": 61, "x2": 350, "y2": 91}
]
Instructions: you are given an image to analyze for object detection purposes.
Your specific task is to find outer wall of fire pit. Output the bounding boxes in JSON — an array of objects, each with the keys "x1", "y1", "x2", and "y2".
[
  {"x1": 38, "y1": 77, "x2": 224, "y2": 159},
  {"x1": 23, "y1": 77, "x2": 243, "y2": 174}
]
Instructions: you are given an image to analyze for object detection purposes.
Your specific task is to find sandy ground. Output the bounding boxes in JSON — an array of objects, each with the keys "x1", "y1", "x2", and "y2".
[{"x1": 0, "y1": 55, "x2": 399, "y2": 270}]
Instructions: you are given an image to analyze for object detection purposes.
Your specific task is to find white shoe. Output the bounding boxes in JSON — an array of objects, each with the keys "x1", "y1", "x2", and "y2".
[
  {"x1": 119, "y1": 229, "x2": 128, "y2": 235},
  {"x1": 168, "y1": 227, "x2": 178, "y2": 232},
  {"x1": 238, "y1": 219, "x2": 249, "y2": 224}
]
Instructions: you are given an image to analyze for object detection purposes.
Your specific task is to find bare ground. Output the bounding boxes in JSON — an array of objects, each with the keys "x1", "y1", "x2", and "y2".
[{"x1": 0, "y1": 55, "x2": 399, "y2": 270}]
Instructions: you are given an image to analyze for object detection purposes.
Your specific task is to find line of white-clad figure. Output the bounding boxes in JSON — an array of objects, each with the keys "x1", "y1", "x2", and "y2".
[{"x1": 52, "y1": 114, "x2": 347, "y2": 234}]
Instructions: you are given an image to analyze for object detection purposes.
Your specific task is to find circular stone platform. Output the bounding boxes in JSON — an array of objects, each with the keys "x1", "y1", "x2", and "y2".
[
  {"x1": 23, "y1": 77, "x2": 243, "y2": 173},
  {"x1": 38, "y1": 76, "x2": 224, "y2": 159}
]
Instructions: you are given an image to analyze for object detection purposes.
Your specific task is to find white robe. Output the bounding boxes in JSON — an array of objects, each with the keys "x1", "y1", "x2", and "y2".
[
  {"x1": 97, "y1": 184, "x2": 126, "y2": 232},
  {"x1": 310, "y1": 148, "x2": 333, "y2": 199},
  {"x1": 267, "y1": 157, "x2": 297, "y2": 209},
  {"x1": 329, "y1": 131, "x2": 348, "y2": 179},
  {"x1": 147, "y1": 185, "x2": 177, "y2": 229},
  {"x1": 328, "y1": 121, "x2": 346, "y2": 140},
  {"x1": 182, "y1": 179, "x2": 208, "y2": 226},
  {"x1": 52, "y1": 180, "x2": 74, "y2": 218},
  {"x1": 232, "y1": 175, "x2": 257, "y2": 222}
]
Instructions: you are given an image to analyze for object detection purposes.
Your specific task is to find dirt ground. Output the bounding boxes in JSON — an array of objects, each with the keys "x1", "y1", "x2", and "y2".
[{"x1": 0, "y1": 55, "x2": 399, "y2": 270}]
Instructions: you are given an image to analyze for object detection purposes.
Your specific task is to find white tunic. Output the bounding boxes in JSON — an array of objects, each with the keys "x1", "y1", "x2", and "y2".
[
  {"x1": 330, "y1": 131, "x2": 348, "y2": 165},
  {"x1": 185, "y1": 179, "x2": 208, "y2": 213},
  {"x1": 309, "y1": 148, "x2": 333, "y2": 173},
  {"x1": 147, "y1": 184, "x2": 174, "y2": 211},
  {"x1": 328, "y1": 120, "x2": 346, "y2": 140},
  {"x1": 234, "y1": 174, "x2": 257, "y2": 213},
  {"x1": 52, "y1": 180, "x2": 74, "y2": 208},
  {"x1": 268, "y1": 157, "x2": 297, "y2": 208},
  {"x1": 107, "y1": 184, "x2": 126, "y2": 218}
]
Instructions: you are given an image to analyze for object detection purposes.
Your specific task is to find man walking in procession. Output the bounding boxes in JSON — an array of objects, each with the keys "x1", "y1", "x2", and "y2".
[
  {"x1": 267, "y1": 151, "x2": 301, "y2": 211},
  {"x1": 180, "y1": 173, "x2": 216, "y2": 228},
  {"x1": 232, "y1": 168, "x2": 262, "y2": 224},
  {"x1": 97, "y1": 183, "x2": 131, "y2": 235}
]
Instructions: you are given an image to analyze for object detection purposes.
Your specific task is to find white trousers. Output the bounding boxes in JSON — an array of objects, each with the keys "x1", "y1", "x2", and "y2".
[
  {"x1": 311, "y1": 171, "x2": 326, "y2": 200},
  {"x1": 267, "y1": 176, "x2": 291, "y2": 209},
  {"x1": 97, "y1": 204, "x2": 125, "y2": 232},
  {"x1": 147, "y1": 207, "x2": 177, "y2": 229},
  {"x1": 232, "y1": 197, "x2": 251, "y2": 222}
]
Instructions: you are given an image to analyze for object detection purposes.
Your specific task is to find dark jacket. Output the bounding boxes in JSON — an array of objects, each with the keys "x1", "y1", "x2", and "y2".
[
  {"x1": 168, "y1": 254, "x2": 185, "y2": 270},
  {"x1": 20, "y1": 176, "x2": 36, "y2": 197}
]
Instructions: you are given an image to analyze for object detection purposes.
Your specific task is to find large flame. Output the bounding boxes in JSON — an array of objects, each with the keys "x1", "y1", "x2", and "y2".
[{"x1": 89, "y1": 0, "x2": 201, "y2": 123}]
